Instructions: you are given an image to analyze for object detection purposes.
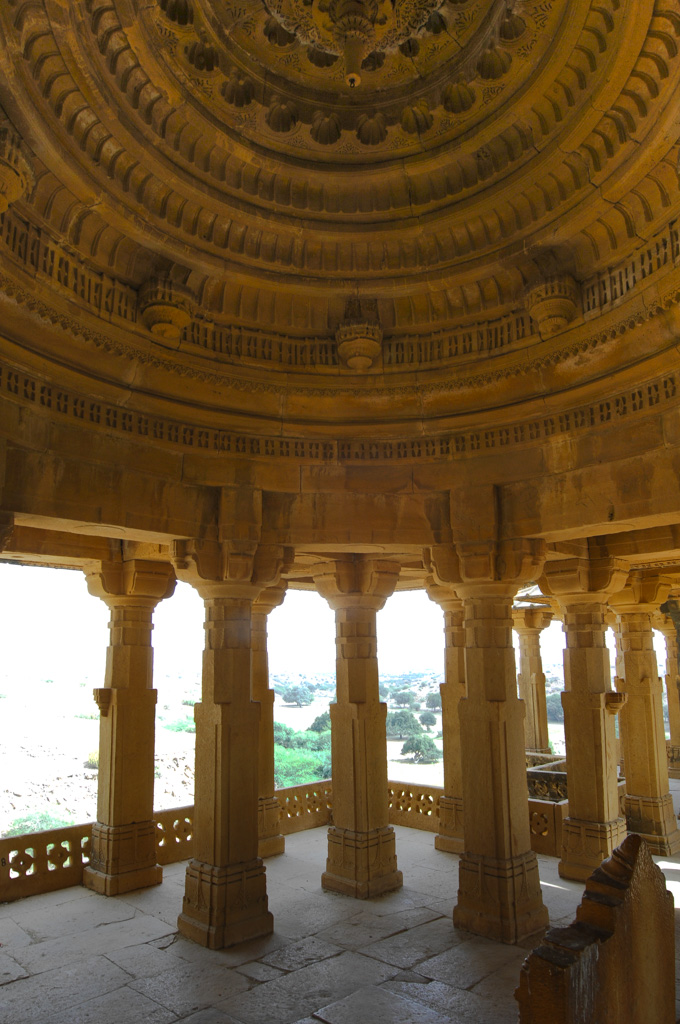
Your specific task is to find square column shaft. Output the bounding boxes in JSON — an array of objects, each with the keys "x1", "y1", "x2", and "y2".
[
  {"x1": 83, "y1": 560, "x2": 175, "y2": 897},
  {"x1": 315, "y1": 557, "x2": 402, "y2": 899},
  {"x1": 513, "y1": 608, "x2": 552, "y2": 753},
  {"x1": 178, "y1": 587, "x2": 273, "y2": 949},
  {"x1": 427, "y1": 580, "x2": 465, "y2": 853},
  {"x1": 454, "y1": 586, "x2": 548, "y2": 944},
  {"x1": 252, "y1": 585, "x2": 287, "y2": 858},
  {"x1": 656, "y1": 610, "x2": 680, "y2": 749},
  {"x1": 612, "y1": 582, "x2": 680, "y2": 856}
]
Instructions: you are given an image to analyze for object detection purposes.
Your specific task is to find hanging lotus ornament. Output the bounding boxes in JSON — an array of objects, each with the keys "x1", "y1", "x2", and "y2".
[{"x1": 264, "y1": 0, "x2": 444, "y2": 87}]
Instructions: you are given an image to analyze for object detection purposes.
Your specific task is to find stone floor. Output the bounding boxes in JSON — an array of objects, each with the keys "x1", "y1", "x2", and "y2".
[{"x1": 1, "y1": 822, "x2": 680, "y2": 1024}]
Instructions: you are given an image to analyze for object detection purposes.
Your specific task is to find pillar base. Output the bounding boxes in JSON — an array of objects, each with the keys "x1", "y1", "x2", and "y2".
[
  {"x1": 558, "y1": 816, "x2": 628, "y2": 882},
  {"x1": 177, "y1": 858, "x2": 273, "y2": 949},
  {"x1": 258, "y1": 796, "x2": 285, "y2": 858},
  {"x1": 434, "y1": 795, "x2": 464, "y2": 854},
  {"x1": 454, "y1": 850, "x2": 548, "y2": 944},
  {"x1": 322, "y1": 826, "x2": 402, "y2": 899},
  {"x1": 83, "y1": 821, "x2": 161, "y2": 895},
  {"x1": 83, "y1": 862, "x2": 162, "y2": 896},
  {"x1": 258, "y1": 834, "x2": 285, "y2": 858},
  {"x1": 624, "y1": 793, "x2": 680, "y2": 856}
]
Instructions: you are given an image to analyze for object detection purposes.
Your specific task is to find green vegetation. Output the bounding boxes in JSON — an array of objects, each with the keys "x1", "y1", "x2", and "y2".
[
  {"x1": 309, "y1": 711, "x2": 331, "y2": 732},
  {"x1": 84, "y1": 750, "x2": 99, "y2": 769},
  {"x1": 393, "y1": 690, "x2": 417, "y2": 708},
  {"x1": 419, "y1": 711, "x2": 437, "y2": 730},
  {"x1": 545, "y1": 692, "x2": 564, "y2": 723},
  {"x1": 165, "y1": 715, "x2": 196, "y2": 733},
  {"x1": 386, "y1": 710, "x2": 422, "y2": 739},
  {"x1": 425, "y1": 692, "x2": 442, "y2": 710},
  {"x1": 274, "y1": 722, "x2": 331, "y2": 788},
  {"x1": 400, "y1": 735, "x2": 441, "y2": 764},
  {"x1": 281, "y1": 684, "x2": 314, "y2": 707},
  {"x1": 4, "y1": 811, "x2": 75, "y2": 836}
]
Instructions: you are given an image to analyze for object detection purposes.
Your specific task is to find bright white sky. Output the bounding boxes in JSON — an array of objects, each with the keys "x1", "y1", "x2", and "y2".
[{"x1": 0, "y1": 562, "x2": 667, "y2": 691}]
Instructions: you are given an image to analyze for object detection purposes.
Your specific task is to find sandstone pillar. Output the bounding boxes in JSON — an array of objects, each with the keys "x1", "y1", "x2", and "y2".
[
  {"x1": 432, "y1": 539, "x2": 549, "y2": 943},
  {"x1": 655, "y1": 610, "x2": 680, "y2": 747},
  {"x1": 314, "y1": 556, "x2": 402, "y2": 898},
  {"x1": 610, "y1": 574, "x2": 680, "y2": 856},
  {"x1": 171, "y1": 531, "x2": 287, "y2": 948},
  {"x1": 83, "y1": 559, "x2": 175, "y2": 896},
  {"x1": 426, "y1": 579, "x2": 465, "y2": 853},
  {"x1": 252, "y1": 584, "x2": 287, "y2": 858},
  {"x1": 512, "y1": 607, "x2": 553, "y2": 753},
  {"x1": 540, "y1": 556, "x2": 628, "y2": 881}
]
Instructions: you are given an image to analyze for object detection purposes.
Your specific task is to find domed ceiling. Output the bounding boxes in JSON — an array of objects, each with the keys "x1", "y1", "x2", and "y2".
[{"x1": 0, "y1": 0, "x2": 679, "y2": 444}]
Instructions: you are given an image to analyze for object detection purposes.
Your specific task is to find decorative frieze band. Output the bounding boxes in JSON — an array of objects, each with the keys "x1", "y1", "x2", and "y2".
[{"x1": 1, "y1": 359, "x2": 676, "y2": 465}]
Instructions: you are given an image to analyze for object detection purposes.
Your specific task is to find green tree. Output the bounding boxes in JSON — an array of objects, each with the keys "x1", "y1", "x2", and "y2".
[
  {"x1": 386, "y1": 710, "x2": 422, "y2": 739},
  {"x1": 545, "y1": 692, "x2": 564, "y2": 723},
  {"x1": 393, "y1": 690, "x2": 416, "y2": 708},
  {"x1": 309, "y1": 710, "x2": 331, "y2": 732},
  {"x1": 425, "y1": 691, "x2": 442, "y2": 710},
  {"x1": 401, "y1": 735, "x2": 441, "y2": 764},
  {"x1": 419, "y1": 711, "x2": 437, "y2": 730},
  {"x1": 281, "y1": 684, "x2": 314, "y2": 707}
]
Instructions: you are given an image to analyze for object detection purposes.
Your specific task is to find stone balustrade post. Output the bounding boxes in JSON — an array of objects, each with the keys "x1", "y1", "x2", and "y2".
[
  {"x1": 432, "y1": 538, "x2": 549, "y2": 943},
  {"x1": 252, "y1": 583, "x2": 287, "y2": 858},
  {"x1": 610, "y1": 573, "x2": 680, "y2": 856},
  {"x1": 426, "y1": 578, "x2": 465, "y2": 853},
  {"x1": 171, "y1": 531, "x2": 288, "y2": 948},
  {"x1": 83, "y1": 559, "x2": 175, "y2": 896},
  {"x1": 314, "y1": 555, "x2": 402, "y2": 898},
  {"x1": 540, "y1": 556, "x2": 629, "y2": 881},
  {"x1": 512, "y1": 607, "x2": 553, "y2": 753}
]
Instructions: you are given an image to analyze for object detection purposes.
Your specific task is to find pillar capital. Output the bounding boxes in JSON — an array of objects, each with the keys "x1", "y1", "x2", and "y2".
[
  {"x1": 313, "y1": 555, "x2": 400, "y2": 611},
  {"x1": 85, "y1": 559, "x2": 176, "y2": 605},
  {"x1": 425, "y1": 576, "x2": 462, "y2": 615},
  {"x1": 540, "y1": 555, "x2": 629, "y2": 608},
  {"x1": 430, "y1": 538, "x2": 545, "y2": 597},
  {"x1": 512, "y1": 606, "x2": 553, "y2": 633},
  {"x1": 253, "y1": 581, "x2": 288, "y2": 617},
  {"x1": 173, "y1": 538, "x2": 291, "y2": 602},
  {"x1": 608, "y1": 571, "x2": 673, "y2": 617}
]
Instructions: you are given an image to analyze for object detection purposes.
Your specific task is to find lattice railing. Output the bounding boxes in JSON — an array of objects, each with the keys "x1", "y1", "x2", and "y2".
[
  {"x1": 278, "y1": 780, "x2": 332, "y2": 834},
  {"x1": 388, "y1": 784, "x2": 442, "y2": 833},
  {"x1": 0, "y1": 822, "x2": 92, "y2": 901},
  {"x1": 155, "y1": 805, "x2": 194, "y2": 865}
]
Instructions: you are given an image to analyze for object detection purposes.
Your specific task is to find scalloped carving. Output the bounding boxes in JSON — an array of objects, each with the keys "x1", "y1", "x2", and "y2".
[
  {"x1": 160, "y1": 0, "x2": 193, "y2": 26},
  {"x1": 500, "y1": 10, "x2": 526, "y2": 41},
  {"x1": 185, "y1": 39, "x2": 218, "y2": 73},
  {"x1": 401, "y1": 103, "x2": 433, "y2": 135},
  {"x1": 307, "y1": 47, "x2": 340, "y2": 68},
  {"x1": 477, "y1": 42, "x2": 512, "y2": 80},
  {"x1": 311, "y1": 111, "x2": 342, "y2": 145},
  {"x1": 525, "y1": 276, "x2": 581, "y2": 338},
  {"x1": 266, "y1": 96, "x2": 298, "y2": 132},
  {"x1": 138, "y1": 277, "x2": 192, "y2": 343},
  {"x1": 264, "y1": 16, "x2": 296, "y2": 47},
  {"x1": 221, "y1": 71, "x2": 254, "y2": 107},
  {"x1": 442, "y1": 80, "x2": 476, "y2": 113},
  {"x1": 356, "y1": 112, "x2": 388, "y2": 145}
]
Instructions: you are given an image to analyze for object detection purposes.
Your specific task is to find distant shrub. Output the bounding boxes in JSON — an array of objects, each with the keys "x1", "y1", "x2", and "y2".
[
  {"x1": 85, "y1": 750, "x2": 99, "y2": 769},
  {"x1": 165, "y1": 716, "x2": 196, "y2": 733},
  {"x1": 401, "y1": 735, "x2": 441, "y2": 764},
  {"x1": 309, "y1": 711, "x2": 331, "y2": 733},
  {"x1": 4, "y1": 811, "x2": 75, "y2": 837},
  {"x1": 386, "y1": 710, "x2": 422, "y2": 739},
  {"x1": 545, "y1": 692, "x2": 564, "y2": 723}
]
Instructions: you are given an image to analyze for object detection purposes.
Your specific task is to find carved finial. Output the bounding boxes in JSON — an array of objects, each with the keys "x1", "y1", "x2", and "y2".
[
  {"x1": 525, "y1": 275, "x2": 580, "y2": 339},
  {"x1": 335, "y1": 296, "x2": 382, "y2": 371},
  {"x1": 138, "y1": 277, "x2": 192, "y2": 344},
  {"x1": 0, "y1": 128, "x2": 35, "y2": 214}
]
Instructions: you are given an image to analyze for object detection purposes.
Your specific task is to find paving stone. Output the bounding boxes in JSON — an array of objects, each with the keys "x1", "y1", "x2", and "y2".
[
  {"x1": 42, "y1": 984, "x2": 179, "y2": 1024},
  {"x1": 13, "y1": 894, "x2": 136, "y2": 942},
  {"x1": 0, "y1": 954, "x2": 131, "y2": 1023},
  {"x1": 163, "y1": 931, "x2": 288, "y2": 968},
  {"x1": 417, "y1": 936, "x2": 527, "y2": 990},
  {"x1": 105, "y1": 941, "x2": 182, "y2": 979},
  {"x1": 315, "y1": 984, "x2": 446, "y2": 1024},
  {"x1": 359, "y1": 916, "x2": 466, "y2": 970},
  {"x1": 216, "y1": 950, "x2": 398, "y2": 1024},
  {"x1": 176, "y1": 1011, "x2": 242, "y2": 1024},
  {"x1": 236, "y1": 960, "x2": 286, "y2": 982},
  {"x1": 316, "y1": 906, "x2": 439, "y2": 950},
  {"x1": 13, "y1": 911, "x2": 175, "y2": 975},
  {"x1": 261, "y1": 936, "x2": 343, "y2": 972},
  {"x1": 0, "y1": 917, "x2": 34, "y2": 948},
  {"x1": 386, "y1": 978, "x2": 511, "y2": 1024},
  {"x1": 130, "y1": 960, "x2": 250, "y2": 1016},
  {"x1": 0, "y1": 950, "x2": 29, "y2": 984}
]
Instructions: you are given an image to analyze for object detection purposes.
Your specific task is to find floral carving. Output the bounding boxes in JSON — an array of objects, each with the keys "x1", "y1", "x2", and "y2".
[
  {"x1": 0, "y1": 128, "x2": 35, "y2": 214},
  {"x1": 356, "y1": 111, "x2": 387, "y2": 145},
  {"x1": 401, "y1": 102, "x2": 433, "y2": 135},
  {"x1": 266, "y1": 96, "x2": 299, "y2": 132},
  {"x1": 442, "y1": 79, "x2": 475, "y2": 113},
  {"x1": 477, "y1": 42, "x2": 512, "y2": 80},
  {"x1": 222, "y1": 71, "x2": 254, "y2": 107},
  {"x1": 311, "y1": 111, "x2": 342, "y2": 145}
]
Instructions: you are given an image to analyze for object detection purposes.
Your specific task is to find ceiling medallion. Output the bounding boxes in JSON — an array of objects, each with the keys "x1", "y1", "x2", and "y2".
[{"x1": 264, "y1": 0, "x2": 444, "y2": 86}]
